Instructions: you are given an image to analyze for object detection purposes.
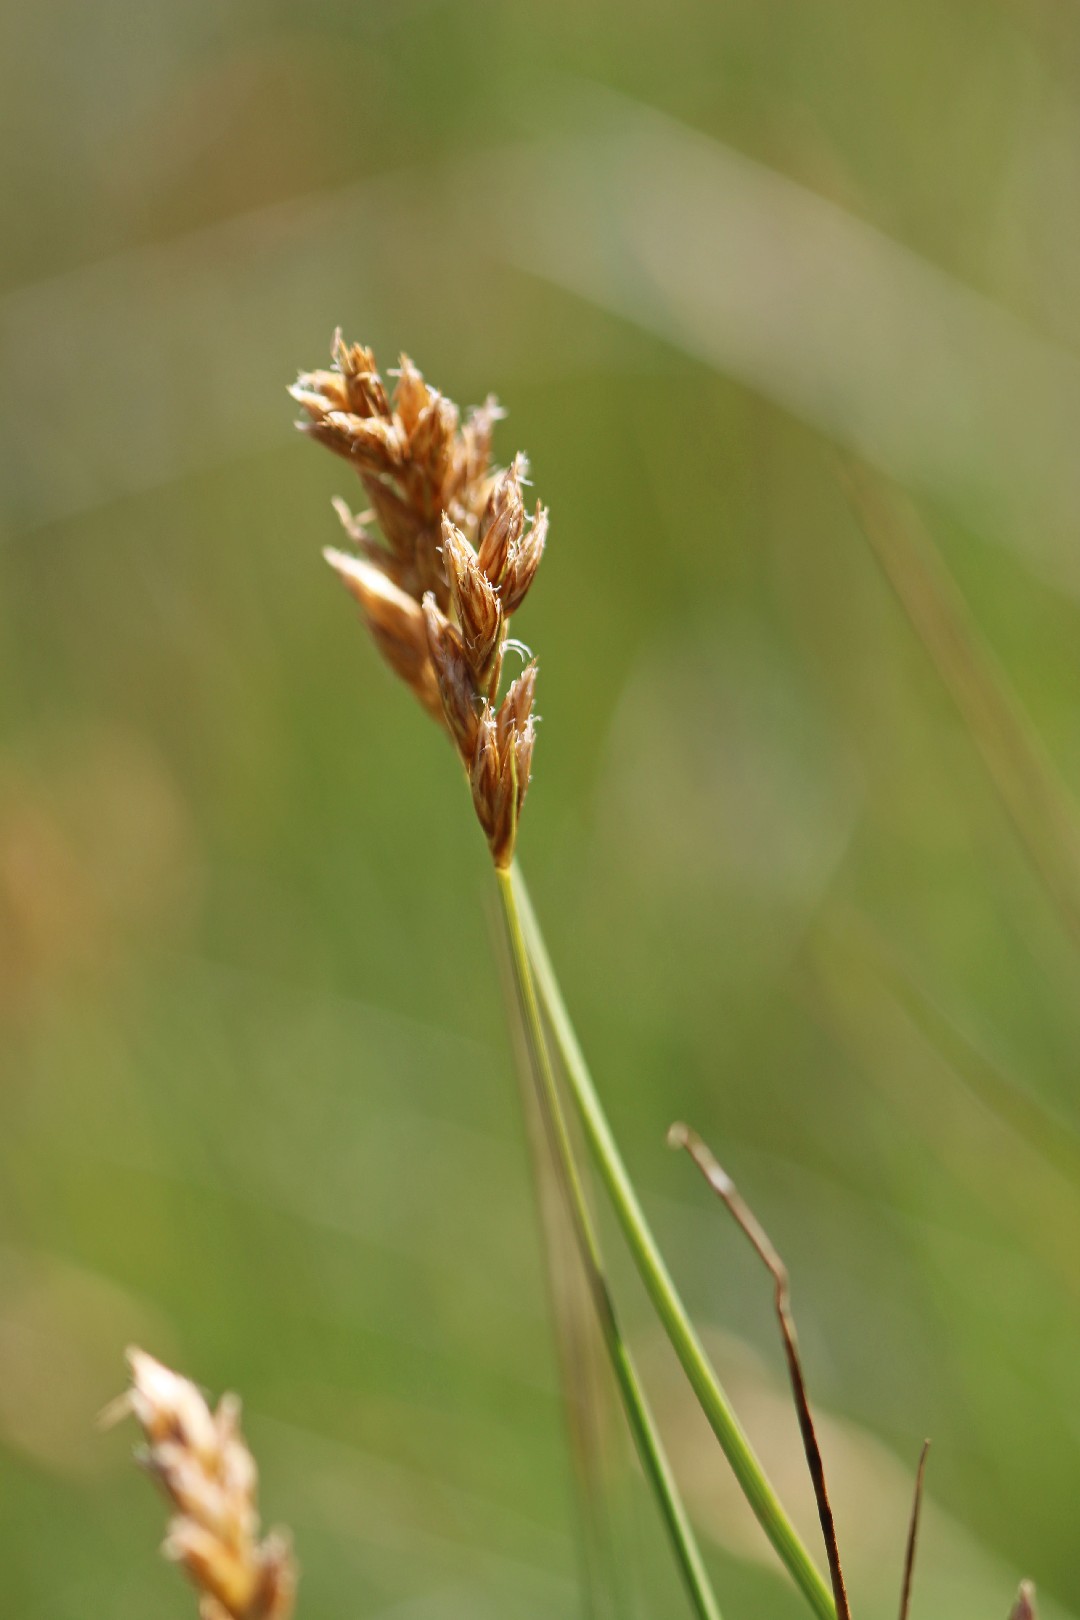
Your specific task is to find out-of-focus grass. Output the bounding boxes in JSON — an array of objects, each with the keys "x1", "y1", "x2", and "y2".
[{"x1": 5, "y1": 3, "x2": 1080, "y2": 1619}]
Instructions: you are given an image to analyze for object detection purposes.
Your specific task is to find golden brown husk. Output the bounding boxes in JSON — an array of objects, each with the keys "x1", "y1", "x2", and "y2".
[
  {"x1": 113, "y1": 1349, "x2": 296, "y2": 1620},
  {"x1": 293, "y1": 336, "x2": 546, "y2": 866}
]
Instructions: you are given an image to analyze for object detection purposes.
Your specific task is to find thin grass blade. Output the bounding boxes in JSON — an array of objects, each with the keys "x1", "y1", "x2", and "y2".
[
  {"x1": 512, "y1": 863, "x2": 835, "y2": 1620},
  {"x1": 496, "y1": 869, "x2": 724, "y2": 1620},
  {"x1": 843, "y1": 464, "x2": 1080, "y2": 954}
]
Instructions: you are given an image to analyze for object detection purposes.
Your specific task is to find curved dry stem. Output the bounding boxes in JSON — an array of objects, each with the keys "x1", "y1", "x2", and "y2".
[
  {"x1": 898, "y1": 1440, "x2": 930, "y2": 1620},
  {"x1": 668, "y1": 1122, "x2": 850, "y2": 1620}
]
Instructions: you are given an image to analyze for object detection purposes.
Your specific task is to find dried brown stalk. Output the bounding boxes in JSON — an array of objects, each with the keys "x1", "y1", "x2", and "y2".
[
  {"x1": 292, "y1": 335, "x2": 546, "y2": 866},
  {"x1": 897, "y1": 1440, "x2": 929, "y2": 1620},
  {"x1": 106, "y1": 1348, "x2": 296, "y2": 1620},
  {"x1": 668, "y1": 1122, "x2": 852, "y2": 1620}
]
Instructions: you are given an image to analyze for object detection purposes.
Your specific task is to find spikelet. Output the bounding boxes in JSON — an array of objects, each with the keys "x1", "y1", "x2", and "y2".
[
  {"x1": 293, "y1": 336, "x2": 546, "y2": 866},
  {"x1": 440, "y1": 514, "x2": 502, "y2": 686},
  {"x1": 422, "y1": 594, "x2": 481, "y2": 759},
  {"x1": 469, "y1": 666, "x2": 538, "y2": 867},
  {"x1": 500, "y1": 500, "x2": 548, "y2": 617},
  {"x1": 109, "y1": 1349, "x2": 296, "y2": 1620},
  {"x1": 323, "y1": 546, "x2": 444, "y2": 724},
  {"x1": 476, "y1": 457, "x2": 527, "y2": 584}
]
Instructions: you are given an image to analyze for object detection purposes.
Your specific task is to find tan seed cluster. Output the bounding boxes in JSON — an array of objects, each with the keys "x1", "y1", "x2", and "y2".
[
  {"x1": 291, "y1": 335, "x2": 546, "y2": 867},
  {"x1": 112, "y1": 1349, "x2": 296, "y2": 1620}
]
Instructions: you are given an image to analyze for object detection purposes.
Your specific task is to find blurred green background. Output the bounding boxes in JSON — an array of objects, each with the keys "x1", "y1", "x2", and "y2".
[{"x1": 4, "y1": 2, "x2": 1080, "y2": 1618}]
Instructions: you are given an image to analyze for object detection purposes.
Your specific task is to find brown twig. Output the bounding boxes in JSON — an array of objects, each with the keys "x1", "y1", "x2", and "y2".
[
  {"x1": 897, "y1": 1440, "x2": 930, "y2": 1620},
  {"x1": 668, "y1": 1121, "x2": 852, "y2": 1620}
]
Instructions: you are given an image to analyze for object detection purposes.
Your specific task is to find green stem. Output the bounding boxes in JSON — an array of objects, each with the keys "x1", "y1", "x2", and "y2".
[
  {"x1": 511, "y1": 862, "x2": 835, "y2": 1620},
  {"x1": 496, "y1": 866, "x2": 723, "y2": 1620},
  {"x1": 499, "y1": 922, "x2": 625, "y2": 1620}
]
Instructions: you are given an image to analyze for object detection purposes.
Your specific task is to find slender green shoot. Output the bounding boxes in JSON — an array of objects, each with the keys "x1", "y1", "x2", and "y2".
[
  {"x1": 511, "y1": 862, "x2": 835, "y2": 1620},
  {"x1": 496, "y1": 866, "x2": 723, "y2": 1620},
  {"x1": 496, "y1": 916, "x2": 627, "y2": 1620}
]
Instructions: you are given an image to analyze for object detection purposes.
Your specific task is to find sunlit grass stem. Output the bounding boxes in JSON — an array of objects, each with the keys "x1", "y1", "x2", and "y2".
[
  {"x1": 292, "y1": 336, "x2": 830, "y2": 1620},
  {"x1": 497, "y1": 916, "x2": 626, "y2": 1620},
  {"x1": 511, "y1": 862, "x2": 836, "y2": 1620},
  {"x1": 496, "y1": 866, "x2": 723, "y2": 1620}
]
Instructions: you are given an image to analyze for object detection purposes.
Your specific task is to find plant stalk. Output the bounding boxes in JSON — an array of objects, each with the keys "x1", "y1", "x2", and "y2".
[
  {"x1": 497, "y1": 914, "x2": 625, "y2": 1620},
  {"x1": 495, "y1": 866, "x2": 723, "y2": 1620},
  {"x1": 511, "y1": 862, "x2": 835, "y2": 1620}
]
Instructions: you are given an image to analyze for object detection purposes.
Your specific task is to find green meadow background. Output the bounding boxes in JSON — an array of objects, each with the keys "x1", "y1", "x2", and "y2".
[{"x1": 4, "y1": 3, "x2": 1080, "y2": 1618}]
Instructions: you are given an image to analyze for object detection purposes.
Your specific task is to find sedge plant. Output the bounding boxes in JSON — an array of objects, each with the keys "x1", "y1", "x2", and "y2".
[
  {"x1": 110, "y1": 337, "x2": 1039, "y2": 1620},
  {"x1": 285, "y1": 334, "x2": 845, "y2": 1619}
]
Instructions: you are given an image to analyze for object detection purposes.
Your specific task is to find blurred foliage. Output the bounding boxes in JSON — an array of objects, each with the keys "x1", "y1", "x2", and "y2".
[{"x1": 4, "y1": 3, "x2": 1080, "y2": 1619}]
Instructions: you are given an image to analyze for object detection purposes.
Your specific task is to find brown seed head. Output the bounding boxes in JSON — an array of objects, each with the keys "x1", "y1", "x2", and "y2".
[
  {"x1": 293, "y1": 338, "x2": 546, "y2": 861},
  {"x1": 288, "y1": 372, "x2": 350, "y2": 414},
  {"x1": 292, "y1": 337, "x2": 511, "y2": 611},
  {"x1": 360, "y1": 477, "x2": 423, "y2": 568},
  {"x1": 331, "y1": 330, "x2": 390, "y2": 417},
  {"x1": 291, "y1": 399, "x2": 407, "y2": 470},
  {"x1": 392, "y1": 353, "x2": 431, "y2": 434},
  {"x1": 500, "y1": 501, "x2": 548, "y2": 618},
  {"x1": 331, "y1": 497, "x2": 417, "y2": 596},
  {"x1": 468, "y1": 664, "x2": 538, "y2": 867},
  {"x1": 406, "y1": 391, "x2": 459, "y2": 519},
  {"x1": 469, "y1": 703, "x2": 500, "y2": 798},
  {"x1": 113, "y1": 1349, "x2": 296, "y2": 1620},
  {"x1": 515, "y1": 711, "x2": 537, "y2": 808},
  {"x1": 330, "y1": 410, "x2": 406, "y2": 468},
  {"x1": 423, "y1": 595, "x2": 480, "y2": 759},
  {"x1": 324, "y1": 548, "x2": 443, "y2": 723},
  {"x1": 477, "y1": 455, "x2": 527, "y2": 584},
  {"x1": 330, "y1": 496, "x2": 376, "y2": 550},
  {"x1": 506, "y1": 666, "x2": 538, "y2": 822},
  {"x1": 498, "y1": 663, "x2": 537, "y2": 744},
  {"x1": 470, "y1": 702, "x2": 514, "y2": 867},
  {"x1": 441, "y1": 514, "x2": 502, "y2": 680}
]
